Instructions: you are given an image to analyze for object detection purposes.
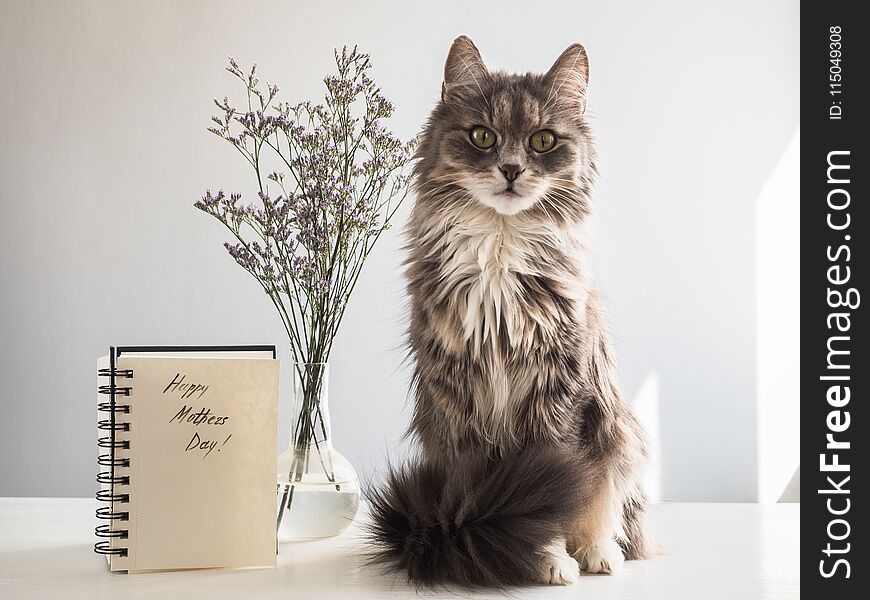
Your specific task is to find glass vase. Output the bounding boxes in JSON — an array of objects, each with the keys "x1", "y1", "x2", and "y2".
[{"x1": 276, "y1": 362, "x2": 360, "y2": 541}]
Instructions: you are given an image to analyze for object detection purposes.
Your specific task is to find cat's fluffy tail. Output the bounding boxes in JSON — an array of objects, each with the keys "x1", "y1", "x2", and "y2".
[{"x1": 366, "y1": 446, "x2": 583, "y2": 587}]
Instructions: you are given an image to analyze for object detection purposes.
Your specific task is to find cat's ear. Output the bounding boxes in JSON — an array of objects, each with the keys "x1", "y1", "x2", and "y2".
[
  {"x1": 544, "y1": 43, "x2": 590, "y2": 113},
  {"x1": 442, "y1": 35, "x2": 489, "y2": 102}
]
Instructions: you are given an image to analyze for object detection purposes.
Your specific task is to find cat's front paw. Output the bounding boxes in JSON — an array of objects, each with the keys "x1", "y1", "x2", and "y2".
[
  {"x1": 578, "y1": 539, "x2": 624, "y2": 574},
  {"x1": 540, "y1": 544, "x2": 580, "y2": 585}
]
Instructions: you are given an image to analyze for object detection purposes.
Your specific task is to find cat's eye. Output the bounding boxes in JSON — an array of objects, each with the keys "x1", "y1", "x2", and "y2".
[
  {"x1": 469, "y1": 126, "x2": 496, "y2": 149},
  {"x1": 529, "y1": 130, "x2": 557, "y2": 153}
]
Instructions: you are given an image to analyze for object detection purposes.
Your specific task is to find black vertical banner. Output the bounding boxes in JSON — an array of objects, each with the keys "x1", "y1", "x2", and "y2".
[{"x1": 803, "y1": 3, "x2": 868, "y2": 597}]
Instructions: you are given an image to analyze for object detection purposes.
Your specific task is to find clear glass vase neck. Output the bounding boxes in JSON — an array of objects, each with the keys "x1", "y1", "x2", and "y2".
[{"x1": 290, "y1": 362, "x2": 332, "y2": 451}]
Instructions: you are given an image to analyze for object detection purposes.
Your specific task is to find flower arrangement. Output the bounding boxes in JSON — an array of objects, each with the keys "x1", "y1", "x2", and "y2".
[
  {"x1": 197, "y1": 47, "x2": 413, "y2": 367},
  {"x1": 196, "y1": 47, "x2": 414, "y2": 533}
]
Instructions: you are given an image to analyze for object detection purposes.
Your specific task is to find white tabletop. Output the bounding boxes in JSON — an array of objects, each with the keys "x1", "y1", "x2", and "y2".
[{"x1": 0, "y1": 498, "x2": 798, "y2": 599}]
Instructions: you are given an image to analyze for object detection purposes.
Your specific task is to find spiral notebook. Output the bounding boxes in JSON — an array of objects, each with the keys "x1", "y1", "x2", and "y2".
[{"x1": 95, "y1": 346, "x2": 279, "y2": 572}]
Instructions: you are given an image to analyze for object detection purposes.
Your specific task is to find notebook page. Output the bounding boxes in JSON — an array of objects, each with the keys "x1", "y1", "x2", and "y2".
[{"x1": 112, "y1": 355, "x2": 278, "y2": 572}]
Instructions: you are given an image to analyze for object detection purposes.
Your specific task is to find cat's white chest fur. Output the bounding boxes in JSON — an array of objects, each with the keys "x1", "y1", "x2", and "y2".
[
  {"x1": 433, "y1": 209, "x2": 583, "y2": 437},
  {"x1": 441, "y1": 216, "x2": 537, "y2": 353},
  {"x1": 440, "y1": 219, "x2": 534, "y2": 433}
]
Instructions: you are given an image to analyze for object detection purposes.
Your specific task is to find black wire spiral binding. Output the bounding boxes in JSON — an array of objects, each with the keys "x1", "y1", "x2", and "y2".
[{"x1": 94, "y1": 351, "x2": 133, "y2": 558}]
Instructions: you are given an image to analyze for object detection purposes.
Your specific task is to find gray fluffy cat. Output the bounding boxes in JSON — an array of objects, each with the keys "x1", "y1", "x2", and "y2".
[{"x1": 368, "y1": 36, "x2": 653, "y2": 587}]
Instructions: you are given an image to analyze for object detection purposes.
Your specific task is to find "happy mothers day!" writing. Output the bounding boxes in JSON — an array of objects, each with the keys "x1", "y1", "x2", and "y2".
[{"x1": 163, "y1": 373, "x2": 232, "y2": 459}]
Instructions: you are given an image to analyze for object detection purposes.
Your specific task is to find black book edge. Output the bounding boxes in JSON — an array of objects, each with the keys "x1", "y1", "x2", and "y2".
[{"x1": 115, "y1": 345, "x2": 277, "y2": 360}]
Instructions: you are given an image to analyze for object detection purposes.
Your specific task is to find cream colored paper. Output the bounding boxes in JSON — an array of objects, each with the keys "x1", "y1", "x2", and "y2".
[{"x1": 103, "y1": 355, "x2": 278, "y2": 572}]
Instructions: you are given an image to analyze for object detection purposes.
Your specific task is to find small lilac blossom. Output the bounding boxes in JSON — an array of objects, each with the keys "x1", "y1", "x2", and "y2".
[{"x1": 196, "y1": 46, "x2": 415, "y2": 369}]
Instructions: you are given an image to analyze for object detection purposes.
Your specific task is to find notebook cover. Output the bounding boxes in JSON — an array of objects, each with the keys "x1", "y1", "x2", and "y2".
[{"x1": 97, "y1": 346, "x2": 278, "y2": 572}]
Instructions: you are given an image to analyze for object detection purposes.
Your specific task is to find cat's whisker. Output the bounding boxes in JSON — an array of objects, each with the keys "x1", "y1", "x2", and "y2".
[
  {"x1": 418, "y1": 182, "x2": 461, "y2": 197},
  {"x1": 541, "y1": 191, "x2": 577, "y2": 220},
  {"x1": 534, "y1": 199, "x2": 563, "y2": 232},
  {"x1": 417, "y1": 178, "x2": 473, "y2": 198}
]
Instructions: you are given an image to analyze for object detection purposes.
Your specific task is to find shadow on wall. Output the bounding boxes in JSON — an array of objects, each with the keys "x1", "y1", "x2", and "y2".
[{"x1": 626, "y1": 130, "x2": 800, "y2": 503}]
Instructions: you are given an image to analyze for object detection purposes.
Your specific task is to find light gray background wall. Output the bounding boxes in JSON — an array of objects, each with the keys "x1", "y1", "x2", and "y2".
[{"x1": 0, "y1": 0, "x2": 799, "y2": 500}]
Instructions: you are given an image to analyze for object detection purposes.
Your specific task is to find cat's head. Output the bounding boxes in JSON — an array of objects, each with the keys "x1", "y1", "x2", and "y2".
[{"x1": 415, "y1": 36, "x2": 595, "y2": 218}]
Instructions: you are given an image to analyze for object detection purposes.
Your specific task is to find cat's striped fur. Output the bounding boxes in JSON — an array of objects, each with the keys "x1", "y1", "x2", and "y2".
[{"x1": 368, "y1": 36, "x2": 653, "y2": 587}]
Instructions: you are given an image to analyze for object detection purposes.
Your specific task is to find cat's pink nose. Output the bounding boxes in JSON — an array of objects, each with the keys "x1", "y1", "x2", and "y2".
[{"x1": 500, "y1": 164, "x2": 524, "y2": 183}]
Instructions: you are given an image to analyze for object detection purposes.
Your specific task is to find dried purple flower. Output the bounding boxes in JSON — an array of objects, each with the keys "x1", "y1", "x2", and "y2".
[{"x1": 196, "y1": 46, "x2": 414, "y2": 366}]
